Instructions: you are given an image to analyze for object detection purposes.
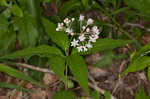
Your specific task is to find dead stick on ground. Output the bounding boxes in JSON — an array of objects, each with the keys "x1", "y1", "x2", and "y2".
[
  {"x1": 88, "y1": 74, "x2": 105, "y2": 94},
  {"x1": 125, "y1": 23, "x2": 150, "y2": 32},
  {"x1": 16, "y1": 63, "x2": 55, "y2": 74},
  {"x1": 9, "y1": 63, "x2": 106, "y2": 95}
]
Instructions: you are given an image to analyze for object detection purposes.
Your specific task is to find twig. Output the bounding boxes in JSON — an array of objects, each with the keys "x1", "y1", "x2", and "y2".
[
  {"x1": 88, "y1": 82, "x2": 104, "y2": 94},
  {"x1": 112, "y1": 60, "x2": 127, "y2": 94},
  {"x1": 125, "y1": 23, "x2": 150, "y2": 32},
  {"x1": 16, "y1": 63, "x2": 55, "y2": 74},
  {"x1": 88, "y1": 74, "x2": 105, "y2": 94}
]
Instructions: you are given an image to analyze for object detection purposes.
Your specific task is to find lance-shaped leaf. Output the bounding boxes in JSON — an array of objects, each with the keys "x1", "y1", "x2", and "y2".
[
  {"x1": 42, "y1": 17, "x2": 69, "y2": 51},
  {"x1": 67, "y1": 54, "x2": 89, "y2": 95},
  {"x1": 72, "y1": 39, "x2": 132, "y2": 55},
  {"x1": 131, "y1": 43, "x2": 150, "y2": 61},
  {"x1": 122, "y1": 56, "x2": 150, "y2": 76},
  {"x1": 0, "y1": 82, "x2": 33, "y2": 92},
  {"x1": 0, "y1": 45, "x2": 63, "y2": 60},
  {"x1": 0, "y1": 64, "x2": 44, "y2": 87}
]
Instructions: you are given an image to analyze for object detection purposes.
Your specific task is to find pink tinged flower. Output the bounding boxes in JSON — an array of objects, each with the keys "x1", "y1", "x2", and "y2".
[
  {"x1": 79, "y1": 35, "x2": 86, "y2": 41},
  {"x1": 86, "y1": 42, "x2": 92, "y2": 48},
  {"x1": 89, "y1": 36, "x2": 96, "y2": 42},
  {"x1": 87, "y1": 18, "x2": 93, "y2": 25},
  {"x1": 92, "y1": 26, "x2": 99, "y2": 34},
  {"x1": 79, "y1": 15, "x2": 84, "y2": 21},
  {"x1": 92, "y1": 34, "x2": 99, "y2": 39},
  {"x1": 71, "y1": 39, "x2": 79, "y2": 47},
  {"x1": 77, "y1": 46, "x2": 83, "y2": 52}
]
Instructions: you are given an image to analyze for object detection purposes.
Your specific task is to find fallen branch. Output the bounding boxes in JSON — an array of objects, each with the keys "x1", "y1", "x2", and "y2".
[
  {"x1": 16, "y1": 63, "x2": 55, "y2": 75},
  {"x1": 125, "y1": 23, "x2": 150, "y2": 32}
]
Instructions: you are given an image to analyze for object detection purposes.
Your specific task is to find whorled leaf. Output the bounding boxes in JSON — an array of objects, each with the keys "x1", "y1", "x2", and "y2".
[
  {"x1": 0, "y1": 64, "x2": 44, "y2": 87},
  {"x1": 122, "y1": 56, "x2": 150, "y2": 76},
  {"x1": 72, "y1": 39, "x2": 132, "y2": 55},
  {"x1": 42, "y1": 17, "x2": 69, "y2": 51},
  {"x1": 67, "y1": 54, "x2": 89, "y2": 95},
  {"x1": 131, "y1": 43, "x2": 150, "y2": 61},
  {"x1": 13, "y1": 15, "x2": 39, "y2": 48},
  {"x1": 0, "y1": 45, "x2": 63, "y2": 60},
  {"x1": 0, "y1": 82, "x2": 33, "y2": 92}
]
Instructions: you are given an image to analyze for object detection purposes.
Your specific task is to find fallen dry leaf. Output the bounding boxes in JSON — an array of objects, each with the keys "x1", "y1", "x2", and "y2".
[{"x1": 43, "y1": 73, "x2": 58, "y2": 85}]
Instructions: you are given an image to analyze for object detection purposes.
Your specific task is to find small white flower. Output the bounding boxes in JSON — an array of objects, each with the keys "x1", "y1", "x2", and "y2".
[
  {"x1": 66, "y1": 28, "x2": 73, "y2": 33},
  {"x1": 72, "y1": 18, "x2": 75, "y2": 21},
  {"x1": 92, "y1": 26, "x2": 99, "y2": 34},
  {"x1": 92, "y1": 34, "x2": 99, "y2": 39},
  {"x1": 71, "y1": 39, "x2": 79, "y2": 47},
  {"x1": 79, "y1": 15, "x2": 84, "y2": 21},
  {"x1": 61, "y1": 23, "x2": 64, "y2": 26},
  {"x1": 86, "y1": 28, "x2": 90, "y2": 32},
  {"x1": 87, "y1": 18, "x2": 93, "y2": 25},
  {"x1": 89, "y1": 36, "x2": 96, "y2": 42},
  {"x1": 70, "y1": 32, "x2": 74, "y2": 36},
  {"x1": 79, "y1": 35, "x2": 86, "y2": 41},
  {"x1": 77, "y1": 46, "x2": 83, "y2": 52},
  {"x1": 82, "y1": 26, "x2": 86, "y2": 30},
  {"x1": 86, "y1": 42, "x2": 92, "y2": 48},
  {"x1": 56, "y1": 28, "x2": 59, "y2": 31},
  {"x1": 83, "y1": 46, "x2": 88, "y2": 51},
  {"x1": 64, "y1": 18, "x2": 70, "y2": 24}
]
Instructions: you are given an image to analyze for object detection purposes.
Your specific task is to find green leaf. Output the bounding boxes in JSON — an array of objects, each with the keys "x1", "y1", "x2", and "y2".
[
  {"x1": 94, "y1": 51, "x2": 114, "y2": 68},
  {"x1": 81, "y1": 0, "x2": 90, "y2": 9},
  {"x1": 0, "y1": 14, "x2": 9, "y2": 33},
  {"x1": 13, "y1": 15, "x2": 39, "y2": 48},
  {"x1": 132, "y1": 43, "x2": 150, "y2": 61},
  {"x1": 28, "y1": 56, "x2": 47, "y2": 81},
  {"x1": 48, "y1": 56, "x2": 73, "y2": 88},
  {"x1": 0, "y1": 64, "x2": 43, "y2": 87},
  {"x1": 92, "y1": 91, "x2": 101, "y2": 99},
  {"x1": 0, "y1": 0, "x2": 7, "y2": 6},
  {"x1": 0, "y1": 82, "x2": 33, "y2": 92},
  {"x1": 135, "y1": 86, "x2": 150, "y2": 99},
  {"x1": 52, "y1": 90, "x2": 76, "y2": 99},
  {"x1": 124, "y1": 0, "x2": 150, "y2": 14},
  {"x1": 67, "y1": 54, "x2": 89, "y2": 95},
  {"x1": 0, "y1": 14, "x2": 16, "y2": 56},
  {"x1": 104, "y1": 91, "x2": 111, "y2": 99},
  {"x1": 59, "y1": 0, "x2": 81, "y2": 17},
  {"x1": 112, "y1": 7, "x2": 129, "y2": 15},
  {"x1": 41, "y1": 0, "x2": 51, "y2": 3},
  {"x1": 0, "y1": 45, "x2": 63, "y2": 60},
  {"x1": 48, "y1": 56, "x2": 66, "y2": 82},
  {"x1": 122, "y1": 56, "x2": 150, "y2": 76},
  {"x1": 0, "y1": 30, "x2": 16, "y2": 56},
  {"x1": 147, "y1": 67, "x2": 150, "y2": 82},
  {"x1": 72, "y1": 39, "x2": 132, "y2": 55},
  {"x1": 10, "y1": 5, "x2": 23, "y2": 17},
  {"x1": 42, "y1": 17, "x2": 69, "y2": 51}
]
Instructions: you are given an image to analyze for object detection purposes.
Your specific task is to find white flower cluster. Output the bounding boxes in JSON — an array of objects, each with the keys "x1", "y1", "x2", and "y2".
[{"x1": 56, "y1": 15, "x2": 101, "y2": 52}]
